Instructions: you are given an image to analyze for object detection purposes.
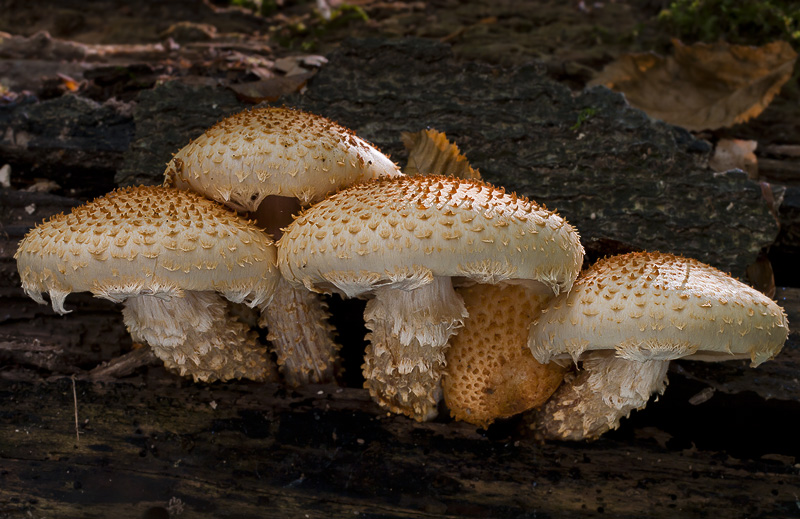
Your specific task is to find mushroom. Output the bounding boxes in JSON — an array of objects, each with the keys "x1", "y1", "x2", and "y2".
[
  {"x1": 164, "y1": 106, "x2": 402, "y2": 386},
  {"x1": 528, "y1": 251, "x2": 789, "y2": 440},
  {"x1": 15, "y1": 185, "x2": 280, "y2": 382},
  {"x1": 278, "y1": 175, "x2": 584, "y2": 420},
  {"x1": 443, "y1": 283, "x2": 567, "y2": 428}
]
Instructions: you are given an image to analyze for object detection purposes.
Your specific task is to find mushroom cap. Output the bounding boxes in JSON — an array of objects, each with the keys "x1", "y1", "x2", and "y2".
[
  {"x1": 278, "y1": 175, "x2": 584, "y2": 298},
  {"x1": 529, "y1": 252, "x2": 789, "y2": 367},
  {"x1": 443, "y1": 284, "x2": 566, "y2": 428},
  {"x1": 15, "y1": 186, "x2": 279, "y2": 313},
  {"x1": 164, "y1": 107, "x2": 402, "y2": 212}
]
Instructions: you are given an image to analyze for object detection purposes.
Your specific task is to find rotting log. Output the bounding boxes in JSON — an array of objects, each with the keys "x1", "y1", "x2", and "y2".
[
  {"x1": 1, "y1": 369, "x2": 799, "y2": 519},
  {"x1": 2, "y1": 34, "x2": 800, "y2": 518}
]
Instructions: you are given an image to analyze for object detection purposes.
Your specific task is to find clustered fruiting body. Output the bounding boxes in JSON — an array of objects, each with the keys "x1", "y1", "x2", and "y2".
[
  {"x1": 278, "y1": 175, "x2": 584, "y2": 421},
  {"x1": 14, "y1": 111, "x2": 791, "y2": 441},
  {"x1": 15, "y1": 185, "x2": 279, "y2": 382},
  {"x1": 164, "y1": 107, "x2": 401, "y2": 386}
]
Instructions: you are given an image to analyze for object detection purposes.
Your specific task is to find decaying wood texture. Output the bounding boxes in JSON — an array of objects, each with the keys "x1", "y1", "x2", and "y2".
[{"x1": 1, "y1": 368, "x2": 799, "y2": 519}]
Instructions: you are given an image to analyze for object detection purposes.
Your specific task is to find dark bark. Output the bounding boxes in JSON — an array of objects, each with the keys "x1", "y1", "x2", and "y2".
[
  {"x1": 287, "y1": 38, "x2": 780, "y2": 279},
  {"x1": 1, "y1": 372, "x2": 799, "y2": 519}
]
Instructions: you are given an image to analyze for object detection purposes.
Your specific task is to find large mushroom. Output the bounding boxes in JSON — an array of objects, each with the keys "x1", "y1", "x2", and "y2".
[
  {"x1": 278, "y1": 175, "x2": 584, "y2": 420},
  {"x1": 164, "y1": 106, "x2": 402, "y2": 386},
  {"x1": 529, "y1": 251, "x2": 789, "y2": 440},
  {"x1": 15, "y1": 185, "x2": 280, "y2": 382}
]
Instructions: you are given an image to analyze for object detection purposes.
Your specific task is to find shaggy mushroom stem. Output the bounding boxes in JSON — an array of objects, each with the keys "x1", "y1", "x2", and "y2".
[
  {"x1": 362, "y1": 276, "x2": 468, "y2": 421},
  {"x1": 251, "y1": 196, "x2": 340, "y2": 386},
  {"x1": 123, "y1": 291, "x2": 277, "y2": 383},
  {"x1": 535, "y1": 352, "x2": 669, "y2": 441},
  {"x1": 258, "y1": 277, "x2": 339, "y2": 386}
]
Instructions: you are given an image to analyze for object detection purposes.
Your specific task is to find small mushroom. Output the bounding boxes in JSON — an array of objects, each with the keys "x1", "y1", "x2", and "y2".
[
  {"x1": 443, "y1": 283, "x2": 567, "y2": 428},
  {"x1": 165, "y1": 106, "x2": 402, "y2": 386},
  {"x1": 278, "y1": 175, "x2": 584, "y2": 420},
  {"x1": 15, "y1": 186, "x2": 280, "y2": 382},
  {"x1": 529, "y1": 251, "x2": 789, "y2": 440}
]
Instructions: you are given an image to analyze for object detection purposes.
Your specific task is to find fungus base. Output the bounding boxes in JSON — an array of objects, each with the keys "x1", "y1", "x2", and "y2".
[
  {"x1": 259, "y1": 277, "x2": 339, "y2": 386},
  {"x1": 123, "y1": 291, "x2": 276, "y2": 382},
  {"x1": 535, "y1": 353, "x2": 669, "y2": 441},
  {"x1": 362, "y1": 277, "x2": 468, "y2": 421}
]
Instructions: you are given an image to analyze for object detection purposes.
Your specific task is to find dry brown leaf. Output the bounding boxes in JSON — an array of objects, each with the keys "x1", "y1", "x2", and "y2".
[
  {"x1": 589, "y1": 40, "x2": 798, "y2": 131},
  {"x1": 401, "y1": 129, "x2": 480, "y2": 179},
  {"x1": 709, "y1": 138, "x2": 758, "y2": 179},
  {"x1": 228, "y1": 72, "x2": 314, "y2": 103}
]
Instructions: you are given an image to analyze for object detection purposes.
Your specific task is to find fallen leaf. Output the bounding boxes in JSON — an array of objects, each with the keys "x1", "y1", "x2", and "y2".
[
  {"x1": 709, "y1": 138, "x2": 758, "y2": 179},
  {"x1": 228, "y1": 72, "x2": 314, "y2": 103},
  {"x1": 589, "y1": 40, "x2": 798, "y2": 131},
  {"x1": 401, "y1": 129, "x2": 480, "y2": 179}
]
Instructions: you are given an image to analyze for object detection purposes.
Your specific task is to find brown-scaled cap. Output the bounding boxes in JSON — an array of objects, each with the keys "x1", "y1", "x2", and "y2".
[
  {"x1": 443, "y1": 284, "x2": 566, "y2": 428},
  {"x1": 15, "y1": 185, "x2": 279, "y2": 312},
  {"x1": 164, "y1": 106, "x2": 402, "y2": 212},
  {"x1": 529, "y1": 252, "x2": 789, "y2": 367},
  {"x1": 278, "y1": 175, "x2": 584, "y2": 298}
]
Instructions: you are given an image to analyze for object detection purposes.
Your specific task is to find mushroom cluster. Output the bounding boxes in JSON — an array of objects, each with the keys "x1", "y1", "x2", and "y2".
[
  {"x1": 278, "y1": 174, "x2": 584, "y2": 420},
  {"x1": 164, "y1": 106, "x2": 402, "y2": 386},
  {"x1": 14, "y1": 109, "x2": 791, "y2": 441},
  {"x1": 15, "y1": 185, "x2": 279, "y2": 382}
]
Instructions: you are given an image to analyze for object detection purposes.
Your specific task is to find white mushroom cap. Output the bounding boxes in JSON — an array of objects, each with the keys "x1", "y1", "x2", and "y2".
[
  {"x1": 278, "y1": 175, "x2": 585, "y2": 297},
  {"x1": 15, "y1": 185, "x2": 280, "y2": 313},
  {"x1": 164, "y1": 107, "x2": 402, "y2": 211},
  {"x1": 530, "y1": 252, "x2": 789, "y2": 367}
]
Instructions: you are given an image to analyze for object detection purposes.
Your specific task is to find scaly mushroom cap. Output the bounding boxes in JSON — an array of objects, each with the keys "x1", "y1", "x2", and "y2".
[
  {"x1": 443, "y1": 284, "x2": 566, "y2": 428},
  {"x1": 530, "y1": 251, "x2": 789, "y2": 367},
  {"x1": 164, "y1": 107, "x2": 402, "y2": 212},
  {"x1": 278, "y1": 175, "x2": 584, "y2": 297},
  {"x1": 15, "y1": 185, "x2": 279, "y2": 313}
]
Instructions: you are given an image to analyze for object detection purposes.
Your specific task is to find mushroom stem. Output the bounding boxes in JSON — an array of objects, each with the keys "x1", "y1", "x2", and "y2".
[
  {"x1": 362, "y1": 276, "x2": 468, "y2": 421},
  {"x1": 258, "y1": 276, "x2": 339, "y2": 386},
  {"x1": 535, "y1": 352, "x2": 669, "y2": 441},
  {"x1": 122, "y1": 291, "x2": 277, "y2": 383}
]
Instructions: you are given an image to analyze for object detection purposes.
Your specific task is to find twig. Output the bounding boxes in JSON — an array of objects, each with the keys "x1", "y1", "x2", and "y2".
[
  {"x1": 87, "y1": 346, "x2": 158, "y2": 382},
  {"x1": 71, "y1": 374, "x2": 80, "y2": 444}
]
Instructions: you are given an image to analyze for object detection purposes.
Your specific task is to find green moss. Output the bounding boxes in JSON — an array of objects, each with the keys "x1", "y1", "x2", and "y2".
[
  {"x1": 571, "y1": 107, "x2": 597, "y2": 131},
  {"x1": 658, "y1": 0, "x2": 800, "y2": 48}
]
